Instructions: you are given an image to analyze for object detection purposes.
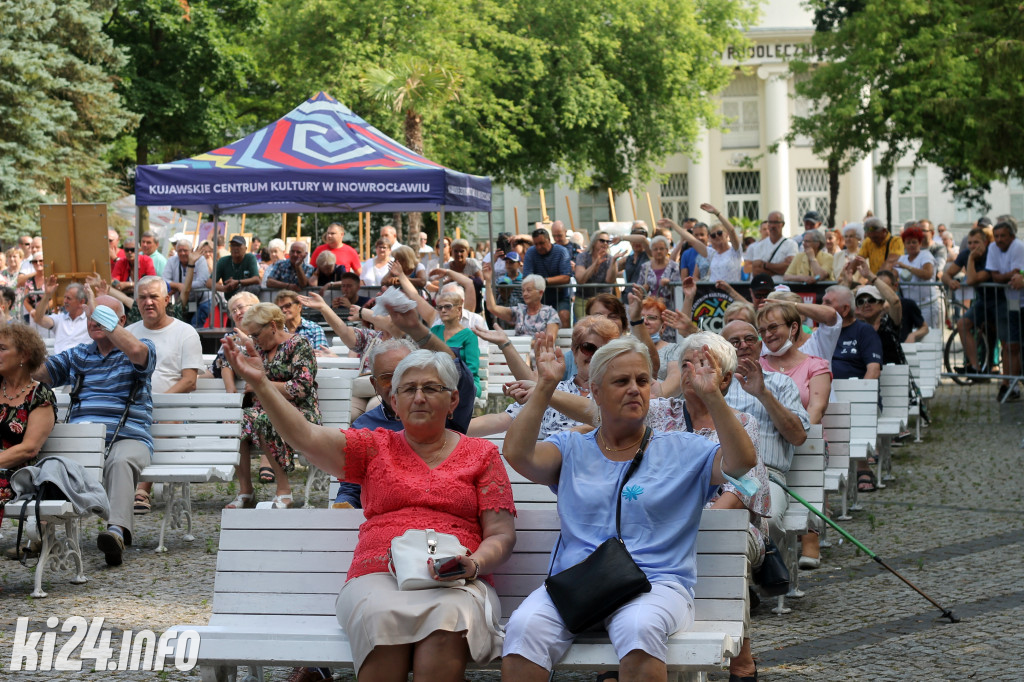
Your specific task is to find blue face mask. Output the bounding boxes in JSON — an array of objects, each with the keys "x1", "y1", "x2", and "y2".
[
  {"x1": 722, "y1": 470, "x2": 760, "y2": 498},
  {"x1": 650, "y1": 333, "x2": 661, "y2": 343}
]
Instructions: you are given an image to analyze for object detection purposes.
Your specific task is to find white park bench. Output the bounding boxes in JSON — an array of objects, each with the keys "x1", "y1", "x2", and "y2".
[
  {"x1": 165, "y1": 507, "x2": 749, "y2": 682},
  {"x1": 5, "y1": 423, "x2": 107, "y2": 598},
  {"x1": 144, "y1": 393, "x2": 244, "y2": 553},
  {"x1": 831, "y1": 378, "x2": 879, "y2": 509},
  {"x1": 876, "y1": 364, "x2": 911, "y2": 484},
  {"x1": 772, "y1": 423, "x2": 825, "y2": 615}
]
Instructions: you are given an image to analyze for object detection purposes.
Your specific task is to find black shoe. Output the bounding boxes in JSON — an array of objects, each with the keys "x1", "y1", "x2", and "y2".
[
  {"x1": 1007, "y1": 387, "x2": 1022, "y2": 402},
  {"x1": 729, "y1": 664, "x2": 758, "y2": 682},
  {"x1": 97, "y1": 531, "x2": 124, "y2": 566},
  {"x1": 997, "y1": 384, "x2": 1010, "y2": 401},
  {"x1": 748, "y1": 585, "x2": 761, "y2": 611}
]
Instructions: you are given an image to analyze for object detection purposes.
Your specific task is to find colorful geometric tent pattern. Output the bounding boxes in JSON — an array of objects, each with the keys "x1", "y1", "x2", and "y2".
[{"x1": 135, "y1": 92, "x2": 490, "y2": 214}]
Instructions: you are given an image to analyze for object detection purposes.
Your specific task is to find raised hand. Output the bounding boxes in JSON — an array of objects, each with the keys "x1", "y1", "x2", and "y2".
[
  {"x1": 222, "y1": 334, "x2": 266, "y2": 387},
  {"x1": 661, "y1": 308, "x2": 690, "y2": 332},
  {"x1": 657, "y1": 218, "x2": 681, "y2": 233},
  {"x1": 682, "y1": 345, "x2": 724, "y2": 398},
  {"x1": 44, "y1": 275, "x2": 59, "y2": 295},
  {"x1": 626, "y1": 284, "x2": 646, "y2": 320},
  {"x1": 735, "y1": 356, "x2": 765, "y2": 398},
  {"x1": 86, "y1": 272, "x2": 109, "y2": 296},
  {"x1": 503, "y1": 380, "x2": 536, "y2": 404},
  {"x1": 700, "y1": 203, "x2": 720, "y2": 216},
  {"x1": 473, "y1": 323, "x2": 510, "y2": 346},
  {"x1": 297, "y1": 292, "x2": 328, "y2": 311},
  {"x1": 682, "y1": 276, "x2": 697, "y2": 299},
  {"x1": 481, "y1": 261, "x2": 494, "y2": 281},
  {"x1": 388, "y1": 260, "x2": 404, "y2": 279},
  {"x1": 533, "y1": 333, "x2": 565, "y2": 384}
]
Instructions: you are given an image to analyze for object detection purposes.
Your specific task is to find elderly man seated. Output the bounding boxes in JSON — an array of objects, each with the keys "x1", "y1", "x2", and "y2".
[
  {"x1": 31, "y1": 279, "x2": 91, "y2": 352},
  {"x1": 32, "y1": 296, "x2": 155, "y2": 566}
]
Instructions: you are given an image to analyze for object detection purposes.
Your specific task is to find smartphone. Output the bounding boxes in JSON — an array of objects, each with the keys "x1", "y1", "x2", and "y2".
[{"x1": 433, "y1": 556, "x2": 465, "y2": 579}]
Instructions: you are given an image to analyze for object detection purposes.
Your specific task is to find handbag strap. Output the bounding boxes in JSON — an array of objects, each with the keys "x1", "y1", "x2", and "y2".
[{"x1": 614, "y1": 426, "x2": 653, "y2": 539}]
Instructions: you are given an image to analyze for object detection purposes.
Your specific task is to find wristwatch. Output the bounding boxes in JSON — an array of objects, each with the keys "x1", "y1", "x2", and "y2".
[{"x1": 630, "y1": 318, "x2": 644, "y2": 327}]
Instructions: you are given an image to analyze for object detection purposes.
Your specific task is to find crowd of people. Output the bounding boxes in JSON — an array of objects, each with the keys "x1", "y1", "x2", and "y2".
[{"x1": 1, "y1": 206, "x2": 1022, "y2": 682}]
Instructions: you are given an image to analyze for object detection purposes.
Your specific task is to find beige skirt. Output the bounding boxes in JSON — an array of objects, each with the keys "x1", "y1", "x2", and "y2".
[{"x1": 336, "y1": 572, "x2": 503, "y2": 674}]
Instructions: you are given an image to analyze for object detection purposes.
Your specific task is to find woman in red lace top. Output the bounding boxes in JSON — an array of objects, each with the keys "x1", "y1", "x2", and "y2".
[{"x1": 222, "y1": 342, "x2": 516, "y2": 680}]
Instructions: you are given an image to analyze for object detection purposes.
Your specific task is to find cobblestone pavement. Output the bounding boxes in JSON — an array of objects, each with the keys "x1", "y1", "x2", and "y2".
[{"x1": 1, "y1": 379, "x2": 1022, "y2": 681}]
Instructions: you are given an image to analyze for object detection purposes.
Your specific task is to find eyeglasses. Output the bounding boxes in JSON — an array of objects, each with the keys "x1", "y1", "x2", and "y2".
[
  {"x1": 395, "y1": 383, "x2": 451, "y2": 398},
  {"x1": 436, "y1": 303, "x2": 457, "y2": 312},
  {"x1": 726, "y1": 335, "x2": 760, "y2": 349},
  {"x1": 709, "y1": 231, "x2": 725, "y2": 238},
  {"x1": 756, "y1": 322, "x2": 788, "y2": 337},
  {"x1": 642, "y1": 314, "x2": 661, "y2": 322},
  {"x1": 575, "y1": 341, "x2": 600, "y2": 357}
]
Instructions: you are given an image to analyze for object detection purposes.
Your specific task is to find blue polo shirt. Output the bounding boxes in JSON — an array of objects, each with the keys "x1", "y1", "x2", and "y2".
[
  {"x1": 45, "y1": 340, "x2": 157, "y2": 451},
  {"x1": 523, "y1": 243, "x2": 572, "y2": 306},
  {"x1": 832, "y1": 320, "x2": 883, "y2": 380}
]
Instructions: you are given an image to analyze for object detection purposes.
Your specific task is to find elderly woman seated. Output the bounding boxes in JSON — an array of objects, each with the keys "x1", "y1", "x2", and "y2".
[
  {"x1": 0, "y1": 325, "x2": 58, "y2": 529},
  {"x1": 483, "y1": 268, "x2": 560, "y2": 338},
  {"x1": 225, "y1": 303, "x2": 321, "y2": 510},
  {"x1": 222, "y1": 342, "x2": 516, "y2": 681},
  {"x1": 274, "y1": 289, "x2": 332, "y2": 355},
  {"x1": 500, "y1": 335, "x2": 755, "y2": 681}
]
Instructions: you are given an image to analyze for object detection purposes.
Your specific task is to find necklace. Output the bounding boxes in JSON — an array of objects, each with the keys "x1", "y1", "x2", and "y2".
[
  {"x1": 598, "y1": 429, "x2": 644, "y2": 452},
  {"x1": 1, "y1": 378, "x2": 32, "y2": 402},
  {"x1": 416, "y1": 432, "x2": 449, "y2": 466}
]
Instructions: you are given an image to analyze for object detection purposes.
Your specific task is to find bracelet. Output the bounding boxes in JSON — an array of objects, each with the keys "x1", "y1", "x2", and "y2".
[
  {"x1": 630, "y1": 318, "x2": 644, "y2": 327},
  {"x1": 414, "y1": 332, "x2": 433, "y2": 348},
  {"x1": 186, "y1": 263, "x2": 195, "y2": 269},
  {"x1": 468, "y1": 557, "x2": 481, "y2": 580},
  {"x1": 498, "y1": 340, "x2": 512, "y2": 351}
]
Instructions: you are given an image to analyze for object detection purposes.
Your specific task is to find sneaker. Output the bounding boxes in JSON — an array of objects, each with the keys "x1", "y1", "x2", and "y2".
[
  {"x1": 997, "y1": 384, "x2": 1010, "y2": 401},
  {"x1": 97, "y1": 530, "x2": 125, "y2": 566},
  {"x1": 1007, "y1": 387, "x2": 1022, "y2": 403}
]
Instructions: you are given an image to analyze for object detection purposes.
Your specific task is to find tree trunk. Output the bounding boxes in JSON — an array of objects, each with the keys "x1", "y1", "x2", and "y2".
[
  {"x1": 827, "y1": 155, "x2": 840, "y2": 229},
  {"x1": 405, "y1": 109, "x2": 424, "y2": 241},
  {"x1": 135, "y1": 126, "x2": 150, "y2": 240},
  {"x1": 885, "y1": 179, "x2": 893, "y2": 231}
]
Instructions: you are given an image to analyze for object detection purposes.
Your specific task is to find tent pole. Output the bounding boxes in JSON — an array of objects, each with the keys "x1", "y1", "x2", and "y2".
[
  {"x1": 212, "y1": 211, "x2": 221, "y2": 329},
  {"x1": 438, "y1": 210, "x2": 445, "y2": 249}
]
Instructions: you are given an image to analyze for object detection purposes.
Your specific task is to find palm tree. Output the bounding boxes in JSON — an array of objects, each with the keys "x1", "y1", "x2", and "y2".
[{"x1": 362, "y1": 56, "x2": 461, "y2": 244}]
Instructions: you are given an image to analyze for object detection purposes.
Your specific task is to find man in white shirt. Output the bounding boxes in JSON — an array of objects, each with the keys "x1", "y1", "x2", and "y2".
[
  {"x1": 31, "y1": 279, "x2": 91, "y2": 352},
  {"x1": 126, "y1": 275, "x2": 204, "y2": 512},
  {"x1": 987, "y1": 220, "x2": 1024, "y2": 401},
  {"x1": 749, "y1": 211, "x2": 798, "y2": 283}
]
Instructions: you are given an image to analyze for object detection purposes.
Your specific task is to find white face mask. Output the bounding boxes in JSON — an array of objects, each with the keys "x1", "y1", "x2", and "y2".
[{"x1": 763, "y1": 337, "x2": 793, "y2": 357}]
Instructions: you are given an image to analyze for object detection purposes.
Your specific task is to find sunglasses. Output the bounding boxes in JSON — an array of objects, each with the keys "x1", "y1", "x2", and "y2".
[
  {"x1": 856, "y1": 298, "x2": 880, "y2": 306},
  {"x1": 436, "y1": 303, "x2": 456, "y2": 312},
  {"x1": 124, "y1": 248, "x2": 136, "y2": 253},
  {"x1": 596, "y1": 238, "x2": 610, "y2": 244},
  {"x1": 576, "y1": 341, "x2": 600, "y2": 357},
  {"x1": 710, "y1": 231, "x2": 725, "y2": 238}
]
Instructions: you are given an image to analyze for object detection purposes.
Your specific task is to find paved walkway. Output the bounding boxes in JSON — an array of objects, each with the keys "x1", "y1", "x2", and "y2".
[{"x1": 1, "y1": 380, "x2": 1021, "y2": 680}]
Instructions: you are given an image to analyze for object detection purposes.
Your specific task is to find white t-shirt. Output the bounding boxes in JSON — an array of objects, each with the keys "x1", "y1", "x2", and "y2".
[
  {"x1": 985, "y1": 238, "x2": 1024, "y2": 275},
  {"x1": 51, "y1": 310, "x2": 91, "y2": 354},
  {"x1": 708, "y1": 248, "x2": 742, "y2": 282},
  {"x1": 360, "y1": 259, "x2": 391, "y2": 286},
  {"x1": 896, "y1": 250, "x2": 937, "y2": 305},
  {"x1": 751, "y1": 236, "x2": 799, "y2": 283},
  {"x1": 126, "y1": 318, "x2": 204, "y2": 393}
]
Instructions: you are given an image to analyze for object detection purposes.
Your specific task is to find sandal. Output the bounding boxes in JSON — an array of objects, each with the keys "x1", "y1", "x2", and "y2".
[
  {"x1": 225, "y1": 493, "x2": 256, "y2": 509},
  {"x1": 270, "y1": 494, "x2": 293, "y2": 509},
  {"x1": 133, "y1": 491, "x2": 151, "y2": 515},
  {"x1": 258, "y1": 467, "x2": 276, "y2": 484},
  {"x1": 857, "y1": 471, "x2": 878, "y2": 493}
]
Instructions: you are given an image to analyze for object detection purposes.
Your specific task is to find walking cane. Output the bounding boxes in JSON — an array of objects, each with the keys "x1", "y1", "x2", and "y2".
[{"x1": 769, "y1": 475, "x2": 960, "y2": 623}]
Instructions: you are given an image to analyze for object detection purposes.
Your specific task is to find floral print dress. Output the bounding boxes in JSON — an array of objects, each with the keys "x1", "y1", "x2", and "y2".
[
  {"x1": 0, "y1": 384, "x2": 58, "y2": 504},
  {"x1": 242, "y1": 334, "x2": 321, "y2": 471}
]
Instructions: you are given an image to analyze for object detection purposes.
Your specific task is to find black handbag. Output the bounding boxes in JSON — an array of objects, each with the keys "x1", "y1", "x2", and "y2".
[
  {"x1": 752, "y1": 536, "x2": 790, "y2": 596},
  {"x1": 544, "y1": 427, "x2": 653, "y2": 634}
]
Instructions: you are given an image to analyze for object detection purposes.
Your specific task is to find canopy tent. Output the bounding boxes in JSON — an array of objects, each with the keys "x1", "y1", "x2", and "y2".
[{"x1": 134, "y1": 92, "x2": 491, "y2": 214}]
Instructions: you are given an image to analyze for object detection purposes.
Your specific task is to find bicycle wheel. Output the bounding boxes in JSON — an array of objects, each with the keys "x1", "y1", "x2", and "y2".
[{"x1": 944, "y1": 321, "x2": 990, "y2": 384}]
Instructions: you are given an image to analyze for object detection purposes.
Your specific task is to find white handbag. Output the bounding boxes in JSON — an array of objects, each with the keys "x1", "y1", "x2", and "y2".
[{"x1": 388, "y1": 528, "x2": 468, "y2": 590}]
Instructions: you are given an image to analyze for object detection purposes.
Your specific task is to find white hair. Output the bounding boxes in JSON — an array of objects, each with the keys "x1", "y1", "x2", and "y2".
[
  {"x1": 650, "y1": 235, "x2": 671, "y2": 250},
  {"x1": 677, "y1": 331, "x2": 738, "y2": 376},
  {"x1": 136, "y1": 275, "x2": 167, "y2": 295},
  {"x1": 437, "y1": 285, "x2": 465, "y2": 305},
  {"x1": 522, "y1": 274, "x2": 546, "y2": 294},
  {"x1": 367, "y1": 338, "x2": 416, "y2": 377},
  {"x1": 391, "y1": 349, "x2": 459, "y2": 397},
  {"x1": 268, "y1": 238, "x2": 285, "y2": 252},
  {"x1": 842, "y1": 222, "x2": 864, "y2": 240},
  {"x1": 586, "y1": 336, "x2": 652, "y2": 425}
]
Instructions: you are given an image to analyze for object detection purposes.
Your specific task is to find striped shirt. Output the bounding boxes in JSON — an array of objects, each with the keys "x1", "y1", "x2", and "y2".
[
  {"x1": 724, "y1": 370, "x2": 809, "y2": 474},
  {"x1": 45, "y1": 340, "x2": 157, "y2": 451}
]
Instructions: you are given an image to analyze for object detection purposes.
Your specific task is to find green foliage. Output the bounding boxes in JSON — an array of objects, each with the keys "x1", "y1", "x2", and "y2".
[
  {"x1": 791, "y1": 0, "x2": 1024, "y2": 211},
  {"x1": 251, "y1": 0, "x2": 757, "y2": 191},
  {"x1": 0, "y1": 0, "x2": 135, "y2": 240},
  {"x1": 104, "y1": 0, "x2": 265, "y2": 166}
]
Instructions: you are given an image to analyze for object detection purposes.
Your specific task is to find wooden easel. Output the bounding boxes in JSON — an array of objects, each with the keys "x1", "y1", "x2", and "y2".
[{"x1": 38, "y1": 178, "x2": 109, "y2": 298}]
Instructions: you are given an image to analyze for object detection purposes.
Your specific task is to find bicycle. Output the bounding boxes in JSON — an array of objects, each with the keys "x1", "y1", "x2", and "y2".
[{"x1": 943, "y1": 300, "x2": 997, "y2": 384}]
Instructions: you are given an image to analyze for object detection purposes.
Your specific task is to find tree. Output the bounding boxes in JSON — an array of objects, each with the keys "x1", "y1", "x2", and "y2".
[
  {"x1": 362, "y1": 56, "x2": 462, "y2": 243},
  {"x1": 791, "y1": 0, "x2": 1024, "y2": 219},
  {"x1": 0, "y1": 0, "x2": 135, "y2": 240},
  {"x1": 250, "y1": 0, "x2": 757, "y2": 193}
]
